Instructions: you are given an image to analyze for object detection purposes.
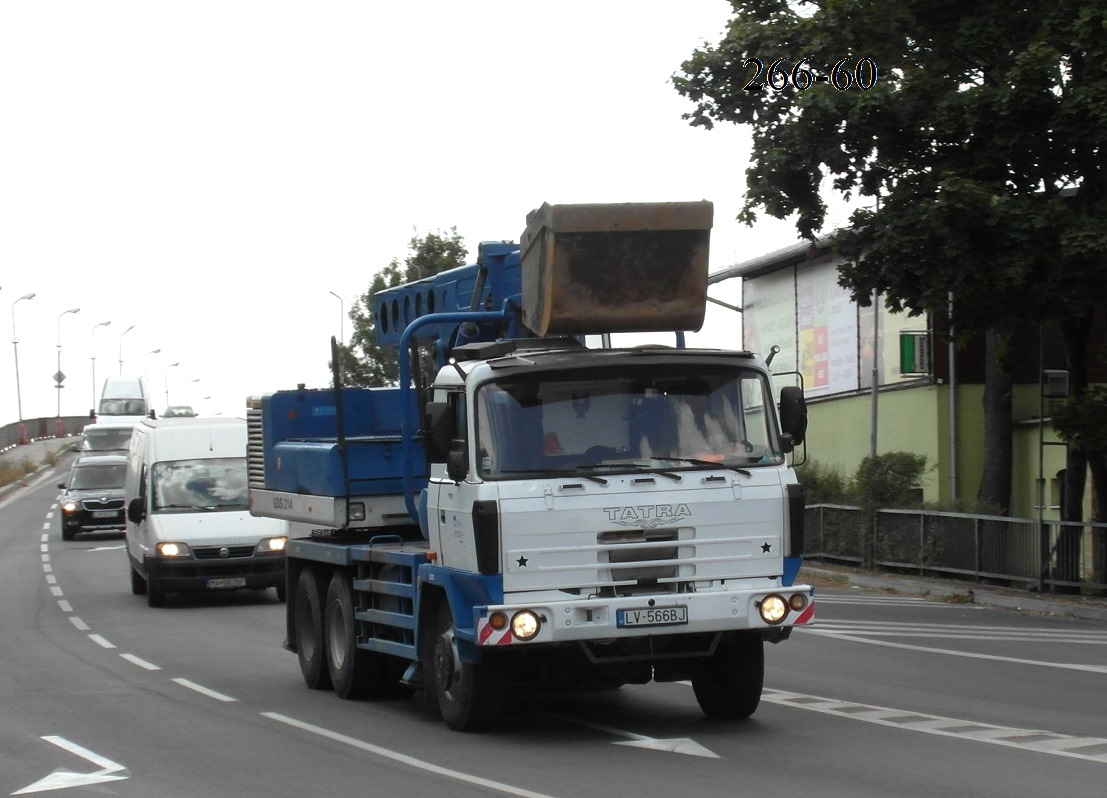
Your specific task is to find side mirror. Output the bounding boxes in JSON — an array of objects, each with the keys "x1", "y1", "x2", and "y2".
[
  {"x1": 778, "y1": 386, "x2": 807, "y2": 446},
  {"x1": 423, "y1": 402, "x2": 454, "y2": 463},
  {"x1": 127, "y1": 496, "x2": 146, "y2": 524},
  {"x1": 57, "y1": 482, "x2": 66, "y2": 489},
  {"x1": 446, "y1": 440, "x2": 468, "y2": 484},
  {"x1": 148, "y1": 410, "x2": 157, "y2": 419}
]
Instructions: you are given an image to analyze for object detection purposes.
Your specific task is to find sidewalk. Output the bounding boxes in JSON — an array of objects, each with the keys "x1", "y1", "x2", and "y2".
[{"x1": 802, "y1": 561, "x2": 1107, "y2": 622}]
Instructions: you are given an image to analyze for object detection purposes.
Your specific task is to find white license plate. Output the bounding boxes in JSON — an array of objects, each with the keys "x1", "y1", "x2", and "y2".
[
  {"x1": 206, "y1": 577, "x2": 247, "y2": 590},
  {"x1": 91, "y1": 510, "x2": 119, "y2": 518},
  {"x1": 617, "y1": 606, "x2": 688, "y2": 628}
]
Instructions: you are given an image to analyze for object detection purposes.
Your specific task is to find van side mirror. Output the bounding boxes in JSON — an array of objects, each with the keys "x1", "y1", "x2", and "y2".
[
  {"x1": 778, "y1": 386, "x2": 807, "y2": 446},
  {"x1": 424, "y1": 402, "x2": 454, "y2": 463},
  {"x1": 127, "y1": 497, "x2": 146, "y2": 524},
  {"x1": 446, "y1": 439, "x2": 468, "y2": 483},
  {"x1": 148, "y1": 410, "x2": 157, "y2": 419}
]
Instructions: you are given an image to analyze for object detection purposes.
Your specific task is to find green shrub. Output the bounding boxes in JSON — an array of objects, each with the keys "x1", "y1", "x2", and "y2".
[
  {"x1": 855, "y1": 451, "x2": 928, "y2": 510},
  {"x1": 796, "y1": 460, "x2": 853, "y2": 504}
]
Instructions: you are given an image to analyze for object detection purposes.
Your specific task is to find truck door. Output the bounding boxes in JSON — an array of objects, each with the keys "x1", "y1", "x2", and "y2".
[{"x1": 425, "y1": 391, "x2": 478, "y2": 571}]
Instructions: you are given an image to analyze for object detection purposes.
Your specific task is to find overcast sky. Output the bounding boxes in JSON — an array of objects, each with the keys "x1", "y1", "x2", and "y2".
[{"x1": 1, "y1": 1, "x2": 834, "y2": 424}]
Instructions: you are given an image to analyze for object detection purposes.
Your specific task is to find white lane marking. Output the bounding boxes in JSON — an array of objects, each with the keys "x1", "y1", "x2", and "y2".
[
  {"x1": 49, "y1": 586, "x2": 63, "y2": 597},
  {"x1": 806, "y1": 629, "x2": 1107, "y2": 673},
  {"x1": 88, "y1": 634, "x2": 115, "y2": 650},
  {"x1": 42, "y1": 563, "x2": 52, "y2": 573},
  {"x1": 810, "y1": 620, "x2": 1107, "y2": 644},
  {"x1": 69, "y1": 617, "x2": 90, "y2": 632},
  {"x1": 88, "y1": 545, "x2": 125, "y2": 552},
  {"x1": 763, "y1": 688, "x2": 1107, "y2": 763},
  {"x1": 13, "y1": 735, "x2": 128, "y2": 794},
  {"x1": 172, "y1": 678, "x2": 237, "y2": 703},
  {"x1": 40, "y1": 533, "x2": 48, "y2": 543},
  {"x1": 264, "y1": 712, "x2": 560, "y2": 798},
  {"x1": 45, "y1": 574, "x2": 56, "y2": 584},
  {"x1": 57, "y1": 600, "x2": 72, "y2": 613},
  {"x1": 39, "y1": 544, "x2": 49, "y2": 553},
  {"x1": 40, "y1": 554, "x2": 48, "y2": 562},
  {"x1": 542, "y1": 712, "x2": 718, "y2": 757},
  {"x1": 120, "y1": 653, "x2": 161, "y2": 671}
]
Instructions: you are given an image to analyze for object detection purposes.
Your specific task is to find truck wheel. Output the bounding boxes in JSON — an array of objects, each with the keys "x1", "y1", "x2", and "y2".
[
  {"x1": 325, "y1": 571, "x2": 388, "y2": 699},
  {"x1": 130, "y1": 565, "x2": 147, "y2": 595},
  {"x1": 294, "y1": 568, "x2": 332, "y2": 690},
  {"x1": 429, "y1": 600, "x2": 503, "y2": 731},
  {"x1": 691, "y1": 633, "x2": 764, "y2": 719}
]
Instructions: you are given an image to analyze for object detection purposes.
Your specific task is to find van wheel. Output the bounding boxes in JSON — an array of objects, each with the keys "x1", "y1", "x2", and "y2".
[
  {"x1": 146, "y1": 578, "x2": 166, "y2": 608},
  {"x1": 294, "y1": 568, "x2": 331, "y2": 690},
  {"x1": 130, "y1": 565, "x2": 147, "y2": 595},
  {"x1": 325, "y1": 572, "x2": 388, "y2": 699}
]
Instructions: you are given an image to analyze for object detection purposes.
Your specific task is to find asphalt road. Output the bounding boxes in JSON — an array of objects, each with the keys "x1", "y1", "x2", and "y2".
[{"x1": 2, "y1": 459, "x2": 1105, "y2": 797}]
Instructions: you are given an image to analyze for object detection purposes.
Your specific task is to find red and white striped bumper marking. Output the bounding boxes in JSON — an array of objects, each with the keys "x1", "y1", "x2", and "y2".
[
  {"x1": 793, "y1": 601, "x2": 816, "y2": 625},
  {"x1": 477, "y1": 620, "x2": 514, "y2": 646}
]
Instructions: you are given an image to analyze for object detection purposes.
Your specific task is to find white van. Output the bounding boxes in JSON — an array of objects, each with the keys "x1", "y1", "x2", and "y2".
[
  {"x1": 124, "y1": 417, "x2": 288, "y2": 607},
  {"x1": 97, "y1": 375, "x2": 152, "y2": 426}
]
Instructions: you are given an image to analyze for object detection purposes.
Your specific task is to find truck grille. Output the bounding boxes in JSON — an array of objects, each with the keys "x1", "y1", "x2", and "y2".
[{"x1": 598, "y1": 528, "x2": 679, "y2": 587}]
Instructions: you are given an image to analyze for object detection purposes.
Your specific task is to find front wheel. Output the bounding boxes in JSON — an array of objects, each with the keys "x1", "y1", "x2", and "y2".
[
  {"x1": 130, "y1": 565, "x2": 147, "y2": 596},
  {"x1": 429, "y1": 600, "x2": 503, "y2": 731},
  {"x1": 294, "y1": 568, "x2": 331, "y2": 690},
  {"x1": 691, "y1": 633, "x2": 764, "y2": 720}
]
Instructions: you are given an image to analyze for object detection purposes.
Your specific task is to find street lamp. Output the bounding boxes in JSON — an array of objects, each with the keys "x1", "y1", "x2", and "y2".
[
  {"x1": 56, "y1": 307, "x2": 81, "y2": 419},
  {"x1": 118, "y1": 324, "x2": 135, "y2": 375},
  {"x1": 10, "y1": 292, "x2": 35, "y2": 443},
  {"x1": 164, "y1": 362, "x2": 179, "y2": 408},
  {"x1": 144, "y1": 349, "x2": 160, "y2": 380},
  {"x1": 90, "y1": 320, "x2": 111, "y2": 415},
  {"x1": 329, "y1": 291, "x2": 344, "y2": 343}
]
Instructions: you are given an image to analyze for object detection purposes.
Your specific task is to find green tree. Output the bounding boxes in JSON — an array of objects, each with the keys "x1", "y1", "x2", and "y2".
[
  {"x1": 341, "y1": 228, "x2": 468, "y2": 388},
  {"x1": 674, "y1": 1, "x2": 1107, "y2": 523}
]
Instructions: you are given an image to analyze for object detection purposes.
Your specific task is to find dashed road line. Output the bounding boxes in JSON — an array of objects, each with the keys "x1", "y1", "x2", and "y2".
[
  {"x1": 172, "y1": 678, "x2": 237, "y2": 703},
  {"x1": 120, "y1": 653, "x2": 161, "y2": 671},
  {"x1": 69, "y1": 616, "x2": 90, "y2": 632},
  {"x1": 763, "y1": 688, "x2": 1107, "y2": 763},
  {"x1": 88, "y1": 634, "x2": 116, "y2": 649}
]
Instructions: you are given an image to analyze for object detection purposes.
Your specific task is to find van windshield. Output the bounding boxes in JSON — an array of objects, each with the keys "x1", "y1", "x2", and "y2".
[
  {"x1": 98, "y1": 398, "x2": 147, "y2": 416},
  {"x1": 151, "y1": 457, "x2": 248, "y2": 512}
]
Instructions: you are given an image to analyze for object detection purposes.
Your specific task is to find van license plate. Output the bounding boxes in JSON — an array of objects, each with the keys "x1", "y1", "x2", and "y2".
[
  {"x1": 207, "y1": 577, "x2": 246, "y2": 589},
  {"x1": 616, "y1": 606, "x2": 688, "y2": 628}
]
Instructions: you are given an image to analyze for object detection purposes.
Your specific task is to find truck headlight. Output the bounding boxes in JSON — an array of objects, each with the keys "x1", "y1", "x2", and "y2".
[
  {"x1": 758, "y1": 594, "x2": 788, "y2": 625},
  {"x1": 256, "y1": 536, "x2": 287, "y2": 553},
  {"x1": 156, "y1": 541, "x2": 191, "y2": 558},
  {"x1": 511, "y1": 610, "x2": 541, "y2": 641}
]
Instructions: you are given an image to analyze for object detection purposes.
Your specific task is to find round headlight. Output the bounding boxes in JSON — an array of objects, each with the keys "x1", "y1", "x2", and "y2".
[
  {"x1": 510, "y1": 610, "x2": 541, "y2": 641},
  {"x1": 759, "y1": 594, "x2": 788, "y2": 625}
]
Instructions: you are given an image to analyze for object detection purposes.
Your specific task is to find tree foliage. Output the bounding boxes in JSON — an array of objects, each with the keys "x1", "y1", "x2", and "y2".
[
  {"x1": 341, "y1": 229, "x2": 468, "y2": 388},
  {"x1": 674, "y1": 0, "x2": 1107, "y2": 519}
]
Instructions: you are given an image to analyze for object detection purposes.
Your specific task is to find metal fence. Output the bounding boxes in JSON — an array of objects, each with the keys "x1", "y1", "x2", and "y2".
[{"x1": 805, "y1": 504, "x2": 1107, "y2": 593}]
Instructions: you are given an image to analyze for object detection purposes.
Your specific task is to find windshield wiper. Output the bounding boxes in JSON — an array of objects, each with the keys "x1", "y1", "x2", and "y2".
[
  {"x1": 647, "y1": 457, "x2": 751, "y2": 477},
  {"x1": 500, "y1": 468, "x2": 608, "y2": 485}
]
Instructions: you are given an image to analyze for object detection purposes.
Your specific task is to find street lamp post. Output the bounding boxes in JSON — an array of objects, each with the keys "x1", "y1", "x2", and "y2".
[
  {"x1": 10, "y1": 292, "x2": 36, "y2": 444},
  {"x1": 144, "y1": 349, "x2": 160, "y2": 380},
  {"x1": 164, "y1": 362, "x2": 179, "y2": 408},
  {"x1": 90, "y1": 320, "x2": 111, "y2": 416},
  {"x1": 329, "y1": 291, "x2": 344, "y2": 344},
  {"x1": 56, "y1": 307, "x2": 81, "y2": 424},
  {"x1": 118, "y1": 324, "x2": 135, "y2": 375}
]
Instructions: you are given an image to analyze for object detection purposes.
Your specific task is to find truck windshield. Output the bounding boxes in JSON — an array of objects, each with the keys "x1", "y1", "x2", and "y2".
[
  {"x1": 151, "y1": 457, "x2": 249, "y2": 511},
  {"x1": 475, "y1": 366, "x2": 783, "y2": 480}
]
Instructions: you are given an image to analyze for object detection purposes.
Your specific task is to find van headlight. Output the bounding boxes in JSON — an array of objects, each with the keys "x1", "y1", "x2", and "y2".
[
  {"x1": 156, "y1": 541, "x2": 192, "y2": 558},
  {"x1": 256, "y1": 536, "x2": 287, "y2": 553}
]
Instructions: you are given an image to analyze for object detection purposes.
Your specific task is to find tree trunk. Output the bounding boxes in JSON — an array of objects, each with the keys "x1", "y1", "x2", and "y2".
[
  {"x1": 977, "y1": 328, "x2": 1013, "y2": 514},
  {"x1": 1056, "y1": 310, "x2": 1094, "y2": 585}
]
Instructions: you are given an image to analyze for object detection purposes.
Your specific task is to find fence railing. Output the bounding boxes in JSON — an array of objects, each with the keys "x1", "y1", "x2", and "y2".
[
  {"x1": 0, "y1": 417, "x2": 87, "y2": 453},
  {"x1": 805, "y1": 504, "x2": 1107, "y2": 593}
]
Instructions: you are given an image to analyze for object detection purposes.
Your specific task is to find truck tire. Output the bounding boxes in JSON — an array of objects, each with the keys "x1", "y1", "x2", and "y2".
[
  {"x1": 691, "y1": 633, "x2": 764, "y2": 720},
  {"x1": 429, "y1": 600, "x2": 503, "y2": 731},
  {"x1": 325, "y1": 571, "x2": 388, "y2": 699},
  {"x1": 294, "y1": 568, "x2": 332, "y2": 690}
]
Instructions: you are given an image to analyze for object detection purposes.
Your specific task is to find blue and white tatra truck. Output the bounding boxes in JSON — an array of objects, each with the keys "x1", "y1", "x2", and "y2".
[{"x1": 247, "y1": 201, "x2": 813, "y2": 731}]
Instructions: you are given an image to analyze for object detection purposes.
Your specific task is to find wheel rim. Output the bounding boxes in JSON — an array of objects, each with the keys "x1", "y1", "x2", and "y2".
[
  {"x1": 434, "y1": 626, "x2": 461, "y2": 701},
  {"x1": 327, "y1": 598, "x2": 347, "y2": 670}
]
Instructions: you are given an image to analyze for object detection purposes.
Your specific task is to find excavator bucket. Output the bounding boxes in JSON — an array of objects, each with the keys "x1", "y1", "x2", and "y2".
[{"x1": 519, "y1": 201, "x2": 712, "y2": 336}]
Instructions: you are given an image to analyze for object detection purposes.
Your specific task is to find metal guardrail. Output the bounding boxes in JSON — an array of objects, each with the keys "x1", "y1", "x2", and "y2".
[
  {"x1": 805, "y1": 504, "x2": 1107, "y2": 593},
  {"x1": 0, "y1": 417, "x2": 87, "y2": 454}
]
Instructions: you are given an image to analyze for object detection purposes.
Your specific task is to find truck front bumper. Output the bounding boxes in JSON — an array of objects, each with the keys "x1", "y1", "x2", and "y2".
[{"x1": 472, "y1": 584, "x2": 815, "y2": 648}]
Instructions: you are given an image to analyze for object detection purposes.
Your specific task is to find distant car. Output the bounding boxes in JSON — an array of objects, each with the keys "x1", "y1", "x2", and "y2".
[
  {"x1": 77, "y1": 423, "x2": 135, "y2": 455},
  {"x1": 59, "y1": 454, "x2": 128, "y2": 540},
  {"x1": 161, "y1": 406, "x2": 196, "y2": 418}
]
